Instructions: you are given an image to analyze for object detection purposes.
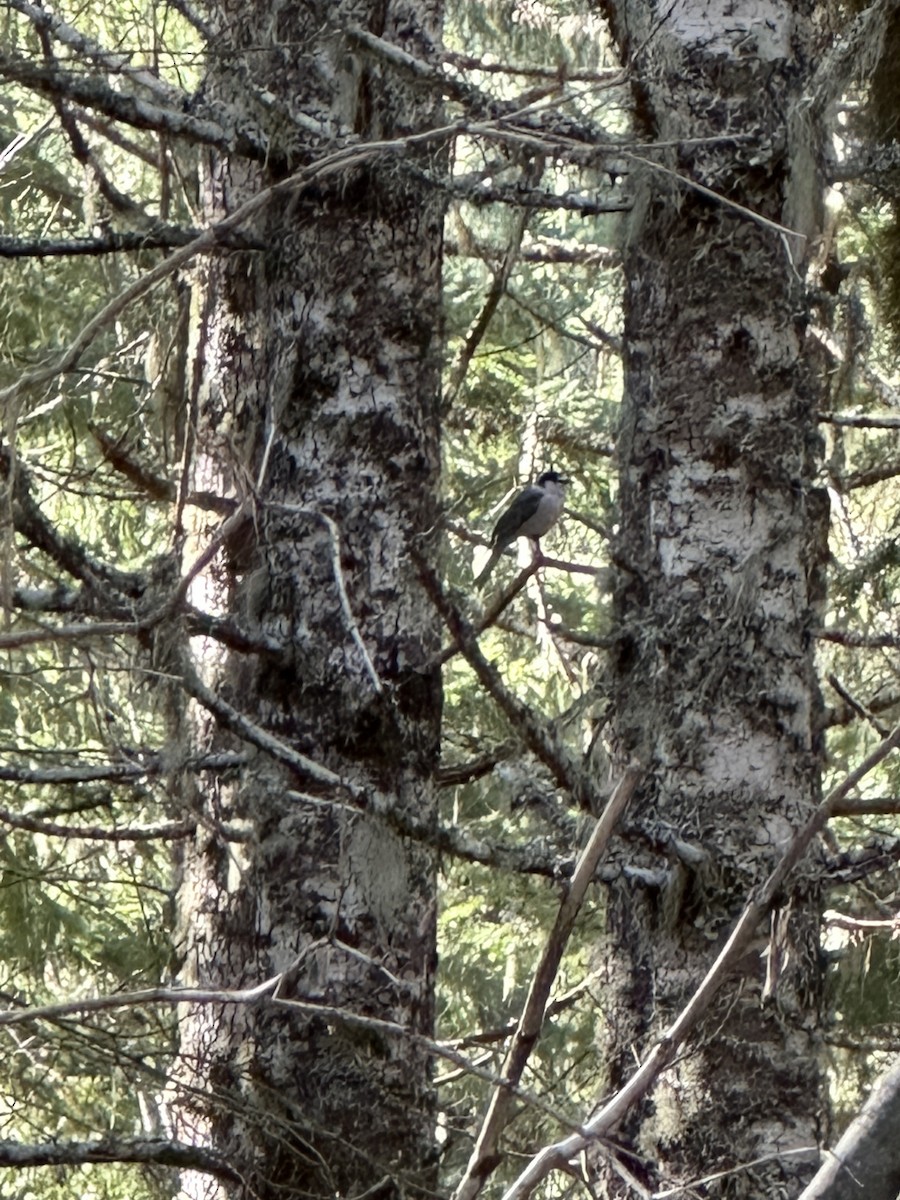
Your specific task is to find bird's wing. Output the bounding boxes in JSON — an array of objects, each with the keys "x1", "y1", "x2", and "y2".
[{"x1": 491, "y1": 485, "x2": 542, "y2": 547}]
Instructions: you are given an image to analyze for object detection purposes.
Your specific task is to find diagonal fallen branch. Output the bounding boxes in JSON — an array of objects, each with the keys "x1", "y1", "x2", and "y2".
[
  {"x1": 453, "y1": 763, "x2": 642, "y2": 1200},
  {"x1": 501, "y1": 722, "x2": 900, "y2": 1200}
]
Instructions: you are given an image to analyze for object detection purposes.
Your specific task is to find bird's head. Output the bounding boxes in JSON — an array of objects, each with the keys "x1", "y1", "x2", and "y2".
[{"x1": 537, "y1": 470, "x2": 569, "y2": 488}]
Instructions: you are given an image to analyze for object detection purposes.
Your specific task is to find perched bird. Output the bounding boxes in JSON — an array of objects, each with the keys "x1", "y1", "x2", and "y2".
[{"x1": 474, "y1": 471, "x2": 569, "y2": 588}]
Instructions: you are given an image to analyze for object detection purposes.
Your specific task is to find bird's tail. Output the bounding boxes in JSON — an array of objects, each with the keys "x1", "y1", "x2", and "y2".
[{"x1": 474, "y1": 548, "x2": 502, "y2": 589}]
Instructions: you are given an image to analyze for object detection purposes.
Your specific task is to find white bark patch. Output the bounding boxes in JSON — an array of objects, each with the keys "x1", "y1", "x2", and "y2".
[
  {"x1": 346, "y1": 818, "x2": 413, "y2": 935},
  {"x1": 758, "y1": 809, "x2": 796, "y2": 851},
  {"x1": 653, "y1": 460, "x2": 767, "y2": 579},
  {"x1": 667, "y1": 0, "x2": 791, "y2": 61},
  {"x1": 699, "y1": 725, "x2": 775, "y2": 785}
]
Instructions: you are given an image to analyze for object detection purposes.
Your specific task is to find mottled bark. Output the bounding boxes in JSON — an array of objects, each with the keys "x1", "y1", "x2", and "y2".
[
  {"x1": 598, "y1": 2, "x2": 828, "y2": 1195},
  {"x1": 173, "y1": 3, "x2": 444, "y2": 1198}
]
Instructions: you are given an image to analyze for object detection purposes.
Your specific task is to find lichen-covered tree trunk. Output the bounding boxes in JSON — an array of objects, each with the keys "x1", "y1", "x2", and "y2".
[
  {"x1": 598, "y1": 2, "x2": 828, "y2": 1194},
  {"x1": 172, "y1": 3, "x2": 444, "y2": 1197}
]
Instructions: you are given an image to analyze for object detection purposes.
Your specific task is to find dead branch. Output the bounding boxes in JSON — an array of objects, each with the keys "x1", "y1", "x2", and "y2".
[
  {"x1": 420, "y1": 556, "x2": 603, "y2": 812},
  {"x1": 501, "y1": 723, "x2": 900, "y2": 1200},
  {"x1": 0, "y1": 976, "x2": 588, "y2": 1138},
  {"x1": 819, "y1": 411, "x2": 900, "y2": 429},
  {"x1": 0, "y1": 751, "x2": 248, "y2": 785},
  {"x1": 445, "y1": 171, "x2": 536, "y2": 406},
  {"x1": 0, "y1": 228, "x2": 261, "y2": 257},
  {"x1": 0, "y1": 50, "x2": 265, "y2": 160},
  {"x1": 453, "y1": 764, "x2": 641, "y2": 1200},
  {"x1": 0, "y1": 1136, "x2": 241, "y2": 1184},
  {"x1": 0, "y1": 808, "x2": 199, "y2": 842},
  {"x1": 799, "y1": 1052, "x2": 900, "y2": 1200},
  {"x1": 822, "y1": 910, "x2": 900, "y2": 935},
  {"x1": 7, "y1": 0, "x2": 186, "y2": 105}
]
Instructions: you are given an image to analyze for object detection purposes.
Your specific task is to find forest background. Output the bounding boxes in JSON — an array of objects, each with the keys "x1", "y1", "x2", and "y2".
[{"x1": 1, "y1": 0, "x2": 900, "y2": 1198}]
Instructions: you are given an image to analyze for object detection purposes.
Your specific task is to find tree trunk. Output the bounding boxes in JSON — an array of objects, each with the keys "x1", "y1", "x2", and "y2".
[
  {"x1": 172, "y1": 4, "x2": 444, "y2": 1197},
  {"x1": 598, "y1": 2, "x2": 828, "y2": 1194}
]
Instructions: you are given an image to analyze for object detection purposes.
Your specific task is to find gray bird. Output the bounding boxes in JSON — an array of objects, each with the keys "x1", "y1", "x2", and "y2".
[{"x1": 474, "y1": 471, "x2": 569, "y2": 588}]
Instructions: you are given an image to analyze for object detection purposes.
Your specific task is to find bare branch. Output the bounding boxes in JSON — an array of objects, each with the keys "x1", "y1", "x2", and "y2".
[
  {"x1": 622, "y1": 149, "x2": 806, "y2": 253},
  {"x1": 419, "y1": 556, "x2": 602, "y2": 810},
  {"x1": 453, "y1": 765, "x2": 642, "y2": 1200},
  {"x1": 827, "y1": 672, "x2": 890, "y2": 737},
  {"x1": 0, "y1": 751, "x2": 248, "y2": 785},
  {"x1": 90, "y1": 423, "x2": 236, "y2": 512},
  {"x1": 269, "y1": 990, "x2": 592, "y2": 1136},
  {"x1": 164, "y1": 0, "x2": 215, "y2": 40},
  {"x1": 0, "y1": 50, "x2": 265, "y2": 160},
  {"x1": 0, "y1": 808, "x2": 198, "y2": 842},
  {"x1": 829, "y1": 796, "x2": 900, "y2": 817},
  {"x1": 445, "y1": 171, "x2": 536, "y2": 406},
  {"x1": 443, "y1": 49, "x2": 626, "y2": 86},
  {"x1": 819, "y1": 411, "x2": 900, "y2": 429},
  {"x1": 818, "y1": 627, "x2": 900, "y2": 650},
  {"x1": 823, "y1": 910, "x2": 900, "y2": 935},
  {"x1": 184, "y1": 607, "x2": 284, "y2": 656},
  {"x1": 181, "y1": 664, "x2": 358, "y2": 797},
  {"x1": 348, "y1": 25, "x2": 490, "y2": 111},
  {"x1": 1, "y1": 447, "x2": 139, "y2": 599},
  {"x1": 271, "y1": 506, "x2": 383, "y2": 694},
  {"x1": 443, "y1": 173, "x2": 632, "y2": 214},
  {"x1": 842, "y1": 462, "x2": 900, "y2": 492},
  {"x1": 47, "y1": 74, "x2": 153, "y2": 221},
  {"x1": 0, "y1": 228, "x2": 261, "y2": 258},
  {"x1": 823, "y1": 838, "x2": 900, "y2": 886},
  {"x1": 0, "y1": 977, "x2": 281, "y2": 1028},
  {"x1": 0, "y1": 619, "x2": 138, "y2": 650},
  {"x1": 0, "y1": 122, "x2": 464, "y2": 409},
  {"x1": 444, "y1": 235, "x2": 620, "y2": 268},
  {"x1": 286, "y1": 785, "x2": 574, "y2": 878},
  {"x1": 0, "y1": 976, "x2": 588, "y2": 1138},
  {"x1": 501, "y1": 723, "x2": 900, "y2": 1200},
  {"x1": 799, "y1": 1052, "x2": 900, "y2": 1200},
  {"x1": 0, "y1": 1136, "x2": 241, "y2": 1184},
  {"x1": 7, "y1": 0, "x2": 187, "y2": 105}
]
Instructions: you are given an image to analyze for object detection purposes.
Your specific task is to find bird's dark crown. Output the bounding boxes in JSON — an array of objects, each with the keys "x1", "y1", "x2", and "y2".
[{"x1": 537, "y1": 470, "x2": 569, "y2": 485}]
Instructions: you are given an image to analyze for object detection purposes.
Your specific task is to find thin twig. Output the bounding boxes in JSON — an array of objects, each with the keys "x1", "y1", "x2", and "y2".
[
  {"x1": 0, "y1": 975, "x2": 590, "y2": 1139},
  {"x1": 272, "y1": 505, "x2": 382, "y2": 694},
  {"x1": 0, "y1": 751, "x2": 248, "y2": 785}
]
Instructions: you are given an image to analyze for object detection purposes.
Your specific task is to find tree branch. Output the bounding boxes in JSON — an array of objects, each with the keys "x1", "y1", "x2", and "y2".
[
  {"x1": 0, "y1": 1137, "x2": 241, "y2": 1184},
  {"x1": 798, "y1": 1053, "x2": 900, "y2": 1200},
  {"x1": 0, "y1": 977, "x2": 588, "y2": 1139},
  {"x1": 0, "y1": 808, "x2": 199, "y2": 842},
  {"x1": 0, "y1": 50, "x2": 266, "y2": 161},
  {"x1": 7, "y1": 0, "x2": 187, "y2": 105},
  {"x1": 0, "y1": 228, "x2": 262, "y2": 257},
  {"x1": 818, "y1": 411, "x2": 900, "y2": 429},
  {"x1": 823, "y1": 910, "x2": 900, "y2": 935},
  {"x1": 0, "y1": 751, "x2": 248, "y2": 785},
  {"x1": 453, "y1": 764, "x2": 642, "y2": 1200},
  {"x1": 418, "y1": 555, "x2": 607, "y2": 813},
  {"x1": 444, "y1": 172, "x2": 535, "y2": 406},
  {"x1": 0, "y1": 121, "x2": 463, "y2": 409},
  {"x1": 501, "y1": 723, "x2": 900, "y2": 1200}
]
